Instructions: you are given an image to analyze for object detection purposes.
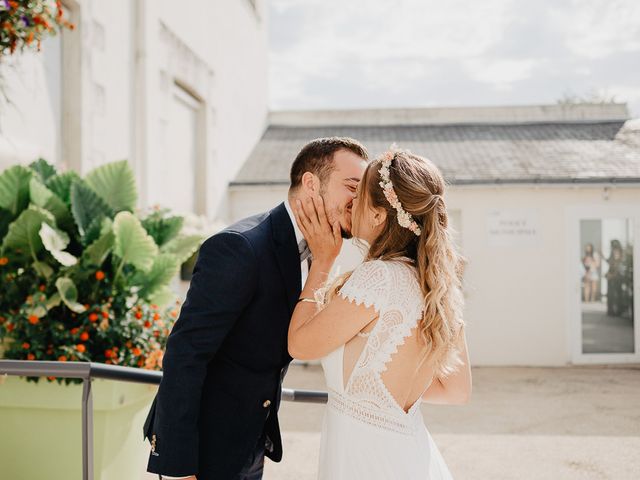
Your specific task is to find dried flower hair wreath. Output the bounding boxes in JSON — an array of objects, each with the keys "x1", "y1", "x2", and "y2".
[{"x1": 378, "y1": 149, "x2": 423, "y2": 236}]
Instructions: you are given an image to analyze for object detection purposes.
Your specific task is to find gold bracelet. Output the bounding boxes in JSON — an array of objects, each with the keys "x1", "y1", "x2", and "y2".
[{"x1": 297, "y1": 297, "x2": 317, "y2": 304}]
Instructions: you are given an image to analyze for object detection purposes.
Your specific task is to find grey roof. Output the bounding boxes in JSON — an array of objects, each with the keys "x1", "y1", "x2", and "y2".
[{"x1": 232, "y1": 120, "x2": 640, "y2": 186}]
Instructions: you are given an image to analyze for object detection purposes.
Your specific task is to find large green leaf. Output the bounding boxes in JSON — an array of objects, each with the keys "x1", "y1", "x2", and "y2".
[
  {"x1": 148, "y1": 286, "x2": 176, "y2": 307},
  {"x1": 29, "y1": 178, "x2": 73, "y2": 231},
  {"x1": 1, "y1": 206, "x2": 54, "y2": 258},
  {"x1": 39, "y1": 222, "x2": 78, "y2": 266},
  {"x1": 141, "y1": 213, "x2": 184, "y2": 246},
  {"x1": 161, "y1": 234, "x2": 203, "y2": 264},
  {"x1": 55, "y1": 277, "x2": 86, "y2": 313},
  {"x1": 46, "y1": 171, "x2": 81, "y2": 206},
  {"x1": 46, "y1": 293, "x2": 62, "y2": 310},
  {"x1": 0, "y1": 207, "x2": 12, "y2": 241},
  {"x1": 81, "y1": 229, "x2": 114, "y2": 267},
  {"x1": 85, "y1": 160, "x2": 137, "y2": 212},
  {"x1": 33, "y1": 261, "x2": 54, "y2": 279},
  {"x1": 70, "y1": 180, "x2": 114, "y2": 236},
  {"x1": 113, "y1": 211, "x2": 158, "y2": 271},
  {"x1": 82, "y1": 214, "x2": 106, "y2": 246},
  {"x1": 0, "y1": 165, "x2": 32, "y2": 215},
  {"x1": 137, "y1": 253, "x2": 180, "y2": 299},
  {"x1": 29, "y1": 158, "x2": 57, "y2": 183}
]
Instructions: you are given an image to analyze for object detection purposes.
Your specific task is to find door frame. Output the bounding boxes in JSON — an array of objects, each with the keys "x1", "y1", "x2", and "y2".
[{"x1": 565, "y1": 204, "x2": 640, "y2": 364}]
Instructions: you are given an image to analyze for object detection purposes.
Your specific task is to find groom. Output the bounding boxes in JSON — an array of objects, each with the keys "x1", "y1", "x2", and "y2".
[{"x1": 144, "y1": 137, "x2": 369, "y2": 480}]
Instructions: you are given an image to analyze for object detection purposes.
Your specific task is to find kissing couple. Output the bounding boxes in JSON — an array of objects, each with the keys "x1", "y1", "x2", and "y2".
[{"x1": 144, "y1": 137, "x2": 472, "y2": 480}]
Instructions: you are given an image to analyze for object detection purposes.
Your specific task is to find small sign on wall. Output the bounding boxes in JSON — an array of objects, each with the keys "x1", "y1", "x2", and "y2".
[{"x1": 487, "y1": 209, "x2": 540, "y2": 247}]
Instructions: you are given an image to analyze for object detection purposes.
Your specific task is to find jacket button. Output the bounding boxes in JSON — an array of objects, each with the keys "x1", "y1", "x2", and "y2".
[{"x1": 263, "y1": 400, "x2": 271, "y2": 408}]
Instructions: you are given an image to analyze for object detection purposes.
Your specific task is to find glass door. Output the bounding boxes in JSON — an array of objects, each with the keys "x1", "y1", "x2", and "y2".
[{"x1": 569, "y1": 207, "x2": 639, "y2": 363}]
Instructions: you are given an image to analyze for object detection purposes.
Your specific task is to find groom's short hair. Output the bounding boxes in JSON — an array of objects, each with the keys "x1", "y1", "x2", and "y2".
[{"x1": 289, "y1": 137, "x2": 369, "y2": 191}]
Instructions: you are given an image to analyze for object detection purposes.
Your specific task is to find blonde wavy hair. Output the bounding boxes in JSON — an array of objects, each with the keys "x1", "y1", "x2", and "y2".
[{"x1": 323, "y1": 147, "x2": 466, "y2": 378}]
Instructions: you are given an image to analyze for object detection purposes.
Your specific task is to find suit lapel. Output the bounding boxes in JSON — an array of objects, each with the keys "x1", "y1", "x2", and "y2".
[{"x1": 270, "y1": 202, "x2": 301, "y2": 314}]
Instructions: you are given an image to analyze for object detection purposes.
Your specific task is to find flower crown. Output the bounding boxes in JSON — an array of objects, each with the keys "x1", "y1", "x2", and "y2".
[{"x1": 378, "y1": 150, "x2": 422, "y2": 236}]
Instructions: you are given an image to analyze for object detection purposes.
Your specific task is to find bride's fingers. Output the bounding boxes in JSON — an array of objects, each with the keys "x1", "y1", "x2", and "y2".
[
  {"x1": 295, "y1": 200, "x2": 312, "y2": 234},
  {"x1": 305, "y1": 197, "x2": 321, "y2": 228},
  {"x1": 332, "y1": 220, "x2": 341, "y2": 245},
  {"x1": 314, "y1": 195, "x2": 330, "y2": 231}
]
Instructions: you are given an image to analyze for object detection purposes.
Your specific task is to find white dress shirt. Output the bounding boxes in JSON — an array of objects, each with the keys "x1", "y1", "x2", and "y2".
[{"x1": 159, "y1": 201, "x2": 307, "y2": 480}]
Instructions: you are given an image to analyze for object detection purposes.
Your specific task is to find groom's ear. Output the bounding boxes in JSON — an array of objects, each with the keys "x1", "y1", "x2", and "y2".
[{"x1": 301, "y1": 171, "x2": 321, "y2": 194}]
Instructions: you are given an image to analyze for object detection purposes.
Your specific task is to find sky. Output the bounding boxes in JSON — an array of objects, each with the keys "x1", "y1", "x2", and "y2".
[{"x1": 268, "y1": 0, "x2": 640, "y2": 116}]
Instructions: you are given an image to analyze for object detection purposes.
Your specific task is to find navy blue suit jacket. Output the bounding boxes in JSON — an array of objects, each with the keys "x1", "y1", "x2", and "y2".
[{"x1": 144, "y1": 202, "x2": 301, "y2": 479}]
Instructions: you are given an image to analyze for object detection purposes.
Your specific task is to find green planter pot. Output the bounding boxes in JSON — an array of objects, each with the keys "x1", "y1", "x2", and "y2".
[{"x1": 0, "y1": 374, "x2": 157, "y2": 480}]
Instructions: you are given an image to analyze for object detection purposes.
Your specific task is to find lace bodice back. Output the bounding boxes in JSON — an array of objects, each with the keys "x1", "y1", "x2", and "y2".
[{"x1": 322, "y1": 259, "x2": 433, "y2": 435}]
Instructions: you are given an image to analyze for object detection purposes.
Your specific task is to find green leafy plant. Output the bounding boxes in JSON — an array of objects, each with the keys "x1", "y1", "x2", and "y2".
[{"x1": 0, "y1": 158, "x2": 203, "y2": 383}]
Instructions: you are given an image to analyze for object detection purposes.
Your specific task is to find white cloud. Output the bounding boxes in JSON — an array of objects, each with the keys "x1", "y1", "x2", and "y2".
[
  {"x1": 269, "y1": 0, "x2": 640, "y2": 113},
  {"x1": 555, "y1": 0, "x2": 640, "y2": 59}
]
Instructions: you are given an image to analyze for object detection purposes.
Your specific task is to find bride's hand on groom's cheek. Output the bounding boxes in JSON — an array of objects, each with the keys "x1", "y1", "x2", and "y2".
[{"x1": 294, "y1": 196, "x2": 342, "y2": 264}]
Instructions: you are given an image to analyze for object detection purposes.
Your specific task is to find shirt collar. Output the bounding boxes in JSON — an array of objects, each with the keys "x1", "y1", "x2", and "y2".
[{"x1": 284, "y1": 199, "x2": 305, "y2": 246}]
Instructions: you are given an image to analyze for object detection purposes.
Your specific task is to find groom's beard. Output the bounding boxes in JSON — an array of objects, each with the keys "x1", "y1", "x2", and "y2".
[{"x1": 334, "y1": 207, "x2": 353, "y2": 239}]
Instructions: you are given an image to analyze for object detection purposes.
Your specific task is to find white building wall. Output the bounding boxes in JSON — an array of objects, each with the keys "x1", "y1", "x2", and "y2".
[
  {"x1": 0, "y1": 0, "x2": 268, "y2": 220},
  {"x1": 229, "y1": 183, "x2": 640, "y2": 366}
]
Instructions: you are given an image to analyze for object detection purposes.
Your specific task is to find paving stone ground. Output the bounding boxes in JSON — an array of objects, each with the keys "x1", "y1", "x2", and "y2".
[{"x1": 143, "y1": 364, "x2": 640, "y2": 480}]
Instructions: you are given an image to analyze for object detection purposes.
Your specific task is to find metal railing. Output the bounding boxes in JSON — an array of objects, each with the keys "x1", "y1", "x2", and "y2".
[{"x1": 0, "y1": 359, "x2": 328, "y2": 480}]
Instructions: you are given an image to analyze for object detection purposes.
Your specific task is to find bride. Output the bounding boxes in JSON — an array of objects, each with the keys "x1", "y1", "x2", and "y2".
[{"x1": 288, "y1": 146, "x2": 471, "y2": 479}]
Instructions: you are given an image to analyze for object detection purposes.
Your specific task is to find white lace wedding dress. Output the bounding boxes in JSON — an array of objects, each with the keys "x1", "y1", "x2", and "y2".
[{"x1": 318, "y1": 259, "x2": 454, "y2": 479}]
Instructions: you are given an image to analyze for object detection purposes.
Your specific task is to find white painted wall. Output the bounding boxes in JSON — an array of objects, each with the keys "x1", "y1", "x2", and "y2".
[
  {"x1": 229, "y1": 183, "x2": 640, "y2": 366},
  {"x1": 0, "y1": 0, "x2": 268, "y2": 220}
]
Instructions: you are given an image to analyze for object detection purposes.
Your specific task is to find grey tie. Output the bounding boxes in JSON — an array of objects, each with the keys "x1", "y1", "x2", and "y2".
[{"x1": 298, "y1": 239, "x2": 312, "y2": 267}]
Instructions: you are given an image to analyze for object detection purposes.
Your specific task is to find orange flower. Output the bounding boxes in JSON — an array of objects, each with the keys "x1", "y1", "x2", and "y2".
[
  {"x1": 70, "y1": 327, "x2": 79, "y2": 335},
  {"x1": 38, "y1": 285, "x2": 46, "y2": 292},
  {"x1": 135, "y1": 311, "x2": 143, "y2": 319},
  {"x1": 75, "y1": 344, "x2": 86, "y2": 353},
  {"x1": 0, "y1": 257, "x2": 8, "y2": 266},
  {"x1": 153, "y1": 312, "x2": 161, "y2": 321},
  {"x1": 47, "y1": 376, "x2": 56, "y2": 381},
  {"x1": 80, "y1": 332, "x2": 89, "y2": 341},
  {"x1": 22, "y1": 342, "x2": 30, "y2": 350},
  {"x1": 101, "y1": 310, "x2": 109, "y2": 318},
  {"x1": 88, "y1": 313, "x2": 99, "y2": 322},
  {"x1": 144, "y1": 320, "x2": 152, "y2": 328},
  {"x1": 6, "y1": 323, "x2": 14, "y2": 332},
  {"x1": 95, "y1": 270, "x2": 105, "y2": 281},
  {"x1": 26, "y1": 31, "x2": 34, "y2": 45},
  {"x1": 145, "y1": 349, "x2": 164, "y2": 369},
  {"x1": 28, "y1": 315, "x2": 39, "y2": 325},
  {"x1": 58, "y1": 355, "x2": 67, "y2": 362},
  {"x1": 132, "y1": 347, "x2": 142, "y2": 356},
  {"x1": 125, "y1": 341, "x2": 133, "y2": 348},
  {"x1": 104, "y1": 349, "x2": 114, "y2": 358},
  {"x1": 170, "y1": 310, "x2": 178, "y2": 318},
  {"x1": 27, "y1": 353, "x2": 35, "y2": 360}
]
